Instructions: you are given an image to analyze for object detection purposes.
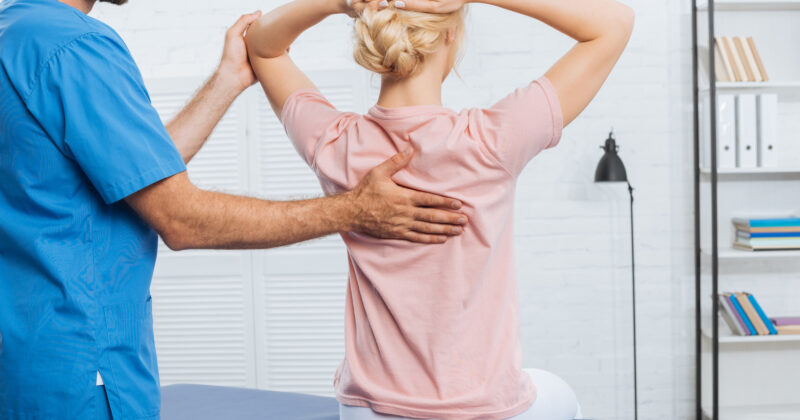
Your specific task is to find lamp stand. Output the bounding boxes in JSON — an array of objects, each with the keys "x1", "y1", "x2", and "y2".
[{"x1": 628, "y1": 182, "x2": 638, "y2": 420}]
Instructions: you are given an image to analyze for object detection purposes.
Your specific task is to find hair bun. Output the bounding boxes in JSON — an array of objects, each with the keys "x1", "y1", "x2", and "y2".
[{"x1": 353, "y1": 7, "x2": 463, "y2": 79}]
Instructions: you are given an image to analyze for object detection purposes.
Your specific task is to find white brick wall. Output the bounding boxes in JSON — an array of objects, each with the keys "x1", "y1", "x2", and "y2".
[{"x1": 92, "y1": 0, "x2": 696, "y2": 418}]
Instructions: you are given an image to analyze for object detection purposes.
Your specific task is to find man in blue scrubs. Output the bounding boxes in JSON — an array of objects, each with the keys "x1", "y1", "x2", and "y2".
[{"x1": 0, "y1": 0, "x2": 469, "y2": 418}]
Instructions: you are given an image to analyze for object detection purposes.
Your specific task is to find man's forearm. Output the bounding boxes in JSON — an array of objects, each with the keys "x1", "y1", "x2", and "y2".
[
  {"x1": 158, "y1": 179, "x2": 355, "y2": 250},
  {"x1": 138, "y1": 172, "x2": 358, "y2": 249},
  {"x1": 166, "y1": 72, "x2": 241, "y2": 163}
]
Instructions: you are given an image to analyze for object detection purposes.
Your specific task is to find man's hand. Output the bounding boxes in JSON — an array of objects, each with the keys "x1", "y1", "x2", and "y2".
[
  {"x1": 217, "y1": 11, "x2": 263, "y2": 93},
  {"x1": 345, "y1": 149, "x2": 468, "y2": 244}
]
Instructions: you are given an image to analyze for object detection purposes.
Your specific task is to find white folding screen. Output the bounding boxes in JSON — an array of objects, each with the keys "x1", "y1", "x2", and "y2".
[
  {"x1": 146, "y1": 71, "x2": 364, "y2": 396},
  {"x1": 148, "y1": 79, "x2": 256, "y2": 388}
]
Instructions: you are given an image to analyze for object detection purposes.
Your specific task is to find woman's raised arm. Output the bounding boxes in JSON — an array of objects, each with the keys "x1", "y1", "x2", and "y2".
[
  {"x1": 245, "y1": 0, "x2": 378, "y2": 117},
  {"x1": 400, "y1": 0, "x2": 634, "y2": 127}
]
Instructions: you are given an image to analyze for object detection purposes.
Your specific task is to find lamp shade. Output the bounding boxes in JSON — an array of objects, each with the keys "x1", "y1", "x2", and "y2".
[{"x1": 595, "y1": 132, "x2": 628, "y2": 183}]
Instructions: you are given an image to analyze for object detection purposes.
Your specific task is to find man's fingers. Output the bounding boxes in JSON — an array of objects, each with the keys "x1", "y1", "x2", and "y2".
[
  {"x1": 411, "y1": 221, "x2": 463, "y2": 236},
  {"x1": 372, "y1": 148, "x2": 414, "y2": 178},
  {"x1": 229, "y1": 11, "x2": 262, "y2": 38},
  {"x1": 410, "y1": 190, "x2": 462, "y2": 210},
  {"x1": 400, "y1": 231, "x2": 448, "y2": 244},
  {"x1": 414, "y1": 208, "x2": 467, "y2": 226}
]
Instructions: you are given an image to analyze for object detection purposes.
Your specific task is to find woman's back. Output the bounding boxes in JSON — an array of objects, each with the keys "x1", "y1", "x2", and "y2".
[{"x1": 281, "y1": 78, "x2": 562, "y2": 419}]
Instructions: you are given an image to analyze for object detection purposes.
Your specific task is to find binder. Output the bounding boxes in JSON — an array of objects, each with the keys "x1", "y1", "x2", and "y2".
[
  {"x1": 736, "y1": 94, "x2": 758, "y2": 168},
  {"x1": 757, "y1": 94, "x2": 778, "y2": 167},
  {"x1": 704, "y1": 95, "x2": 737, "y2": 169}
]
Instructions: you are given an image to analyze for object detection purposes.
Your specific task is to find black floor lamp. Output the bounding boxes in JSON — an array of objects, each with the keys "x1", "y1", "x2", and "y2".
[{"x1": 594, "y1": 130, "x2": 638, "y2": 420}]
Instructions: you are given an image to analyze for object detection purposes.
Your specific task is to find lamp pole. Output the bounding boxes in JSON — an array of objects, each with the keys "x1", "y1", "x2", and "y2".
[
  {"x1": 594, "y1": 131, "x2": 638, "y2": 420},
  {"x1": 628, "y1": 181, "x2": 638, "y2": 420}
]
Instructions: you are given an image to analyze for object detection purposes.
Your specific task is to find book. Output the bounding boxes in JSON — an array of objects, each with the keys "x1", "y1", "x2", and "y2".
[
  {"x1": 714, "y1": 38, "x2": 734, "y2": 82},
  {"x1": 733, "y1": 37, "x2": 756, "y2": 81},
  {"x1": 739, "y1": 37, "x2": 763, "y2": 82},
  {"x1": 747, "y1": 37, "x2": 769, "y2": 82},
  {"x1": 771, "y1": 317, "x2": 800, "y2": 326},
  {"x1": 746, "y1": 293, "x2": 777, "y2": 335},
  {"x1": 729, "y1": 294, "x2": 757, "y2": 335},
  {"x1": 743, "y1": 226, "x2": 800, "y2": 233},
  {"x1": 756, "y1": 94, "x2": 778, "y2": 167},
  {"x1": 776, "y1": 325, "x2": 800, "y2": 335},
  {"x1": 736, "y1": 94, "x2": 758, "y2": 168},
  {"x1": 720, "y1": 294, "x2": 747, "y2": 335},
  {"x1": 735, "y1": 292, "x2": 768, "y2": 335},
  {"x1": 737, "y1": 231, "x2": 800, "y2": 239},
  {"x1": 735, "y1": 238, "x2": 800, "y2": 248},
  {"x1": 733, "y1": 218, "x2": 800, "y2": 228},
  {"x1": 723, "y1": 37, "x2": 747, "y2": 82}
]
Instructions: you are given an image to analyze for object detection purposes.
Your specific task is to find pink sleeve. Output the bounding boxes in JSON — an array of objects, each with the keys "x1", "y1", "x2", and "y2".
[
  {"x1": 280, "y1": 89, "x2": 348, "y2": 166},
  {"x1": 469, "y1": 77, "x2": 563, "y2": 176}
]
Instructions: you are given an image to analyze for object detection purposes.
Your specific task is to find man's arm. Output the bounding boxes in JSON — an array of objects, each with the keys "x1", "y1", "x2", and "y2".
[
  {"x1": 167, "y1": 12, "x2": 262, "y2": 163},
  {"x1": 125, "y1": 149, "x2": 468, "y2": 249}
]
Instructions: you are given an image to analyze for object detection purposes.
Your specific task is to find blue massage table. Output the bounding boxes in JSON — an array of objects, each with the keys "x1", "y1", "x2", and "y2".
[
  {"x1": 162, "y1": 384, "x2": 590, "y2": 420},
  {"x1": 161, "y1": 384, "x2": 339, "y2": 420}
]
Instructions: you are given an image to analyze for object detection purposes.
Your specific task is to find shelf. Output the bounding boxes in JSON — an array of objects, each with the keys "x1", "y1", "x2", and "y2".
[
  {"x1": 703, "y1": 404, "x2": 800, "y2": 420},
  {"x1": 700, "y1": 81, "x2": 800, "y2": 92},
  {"x1": 701, "y1": 247, "x2": 800, "y2": 259},
  {"x1": 702, "y1": 328, "x2": 800, "y2": 343},
  {"x1": 699, "y1": 166, "x2": 800, "y2": 175},
  {"x1": 698, "y1": 0, "x2": 800, "y2": 11}
]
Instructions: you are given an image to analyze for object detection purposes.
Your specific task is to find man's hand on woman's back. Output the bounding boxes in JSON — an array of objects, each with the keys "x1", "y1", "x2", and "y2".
[{"x1": 348, "y1": 148, "x2": 469, "y2": 243}]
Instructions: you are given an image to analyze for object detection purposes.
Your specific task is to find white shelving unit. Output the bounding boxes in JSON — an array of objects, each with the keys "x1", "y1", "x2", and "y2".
[
  {"x1": 698, "y1": 0, "x2": 800, "y2": 11},
  {"x1": 701, "y1": 247, "x2": 800, "y2": 260},
  {"x1": 700, "y1": 81, "x2": 800, "y2": 92},
  {"x1": 702, "y1": 328, "x2": 800, "y2": 343},
  {"x1": 699, "y1": 166, "x2": 800, "y2": 175},
  {"x1": 693, "y1": 0, "x2": 800, "y2": 419},
  {"x1": 702, "y1": 405, "x2": 800, "y2": 420}
]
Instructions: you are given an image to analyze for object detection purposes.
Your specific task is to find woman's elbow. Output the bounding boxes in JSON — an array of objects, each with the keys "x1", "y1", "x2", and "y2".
[{"x1": 615, "y1": 4, "x2": 635, "y2": 38}]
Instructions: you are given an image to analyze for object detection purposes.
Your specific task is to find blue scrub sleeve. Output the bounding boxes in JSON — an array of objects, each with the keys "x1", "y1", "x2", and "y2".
[{"x1": 25, "y1": 32, "x2": 186, "y2": 204}]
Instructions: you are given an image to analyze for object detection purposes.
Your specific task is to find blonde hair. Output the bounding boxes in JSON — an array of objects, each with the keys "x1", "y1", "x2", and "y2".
[{"x1": 353, "y1": 6, "x2": 466, "y2": 79}]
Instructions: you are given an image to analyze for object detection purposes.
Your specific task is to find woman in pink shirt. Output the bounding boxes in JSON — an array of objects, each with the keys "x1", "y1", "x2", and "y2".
[{"x1": 247, "y1": 0, "x2": 633, "y2": 418}]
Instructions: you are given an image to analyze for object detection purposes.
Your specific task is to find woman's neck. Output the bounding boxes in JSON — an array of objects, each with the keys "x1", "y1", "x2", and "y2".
[{"x1": 376, "y1": 69, "x2": 444, "y2": 108}]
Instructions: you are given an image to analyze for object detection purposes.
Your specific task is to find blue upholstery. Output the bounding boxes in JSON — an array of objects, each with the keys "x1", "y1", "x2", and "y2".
[
  {"x1": 161, "y1": 384, "x2": 339, "y2": 420},
  {"x1": 162, "y1": 384, "x2": 590, "y2": 420}
]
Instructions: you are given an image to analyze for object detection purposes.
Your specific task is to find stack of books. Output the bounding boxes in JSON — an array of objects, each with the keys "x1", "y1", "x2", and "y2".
[
  {"x1": 771, "y1": 317, "x2": 800, "y2": 335},
  {"x1": 718, "y1": 292, "x2": 798, "y2": 336},
  {"x1": 733, "y1": 217, "x2": 800, "y2": 251},
  {"x1": 714, "y1": 36, "x2": 768, "y2": 82}
]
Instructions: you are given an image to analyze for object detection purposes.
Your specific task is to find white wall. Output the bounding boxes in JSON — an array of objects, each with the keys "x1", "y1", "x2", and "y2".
[{"x1": 92, "y1": 0, "x2": 696, "y2": 418}]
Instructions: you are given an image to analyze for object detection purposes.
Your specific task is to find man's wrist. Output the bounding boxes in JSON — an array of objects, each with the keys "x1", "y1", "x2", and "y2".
[
  {"x1": 330, "y1": 192, "x2": 360, "y2": 233},
  {"x1": 211, "y1": 67, "x2": 248, "y2": 99}
]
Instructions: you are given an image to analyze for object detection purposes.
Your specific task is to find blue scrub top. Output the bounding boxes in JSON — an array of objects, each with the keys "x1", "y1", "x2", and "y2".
[{"x1": 0, "y1": 0, "x2": 186, "y2": 418}]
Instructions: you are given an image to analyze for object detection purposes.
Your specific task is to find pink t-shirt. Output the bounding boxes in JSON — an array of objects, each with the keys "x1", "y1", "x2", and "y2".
[{"x1": 280, "y1": 77, "x2": 563, "y2": 420}]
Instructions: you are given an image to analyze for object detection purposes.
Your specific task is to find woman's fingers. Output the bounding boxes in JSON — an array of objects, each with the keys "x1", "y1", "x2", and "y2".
[{"x1": 394, "y1": 0, "x2": 460, "y2": 13}]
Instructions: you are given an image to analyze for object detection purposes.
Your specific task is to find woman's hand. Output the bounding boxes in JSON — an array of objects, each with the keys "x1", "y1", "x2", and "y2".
[
  {"x1": 336, "y1": 0, "x2": 383, "y2": 17},
  {"x1": 389, "y1": 0, "x2": 469, "y2": 13}
]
